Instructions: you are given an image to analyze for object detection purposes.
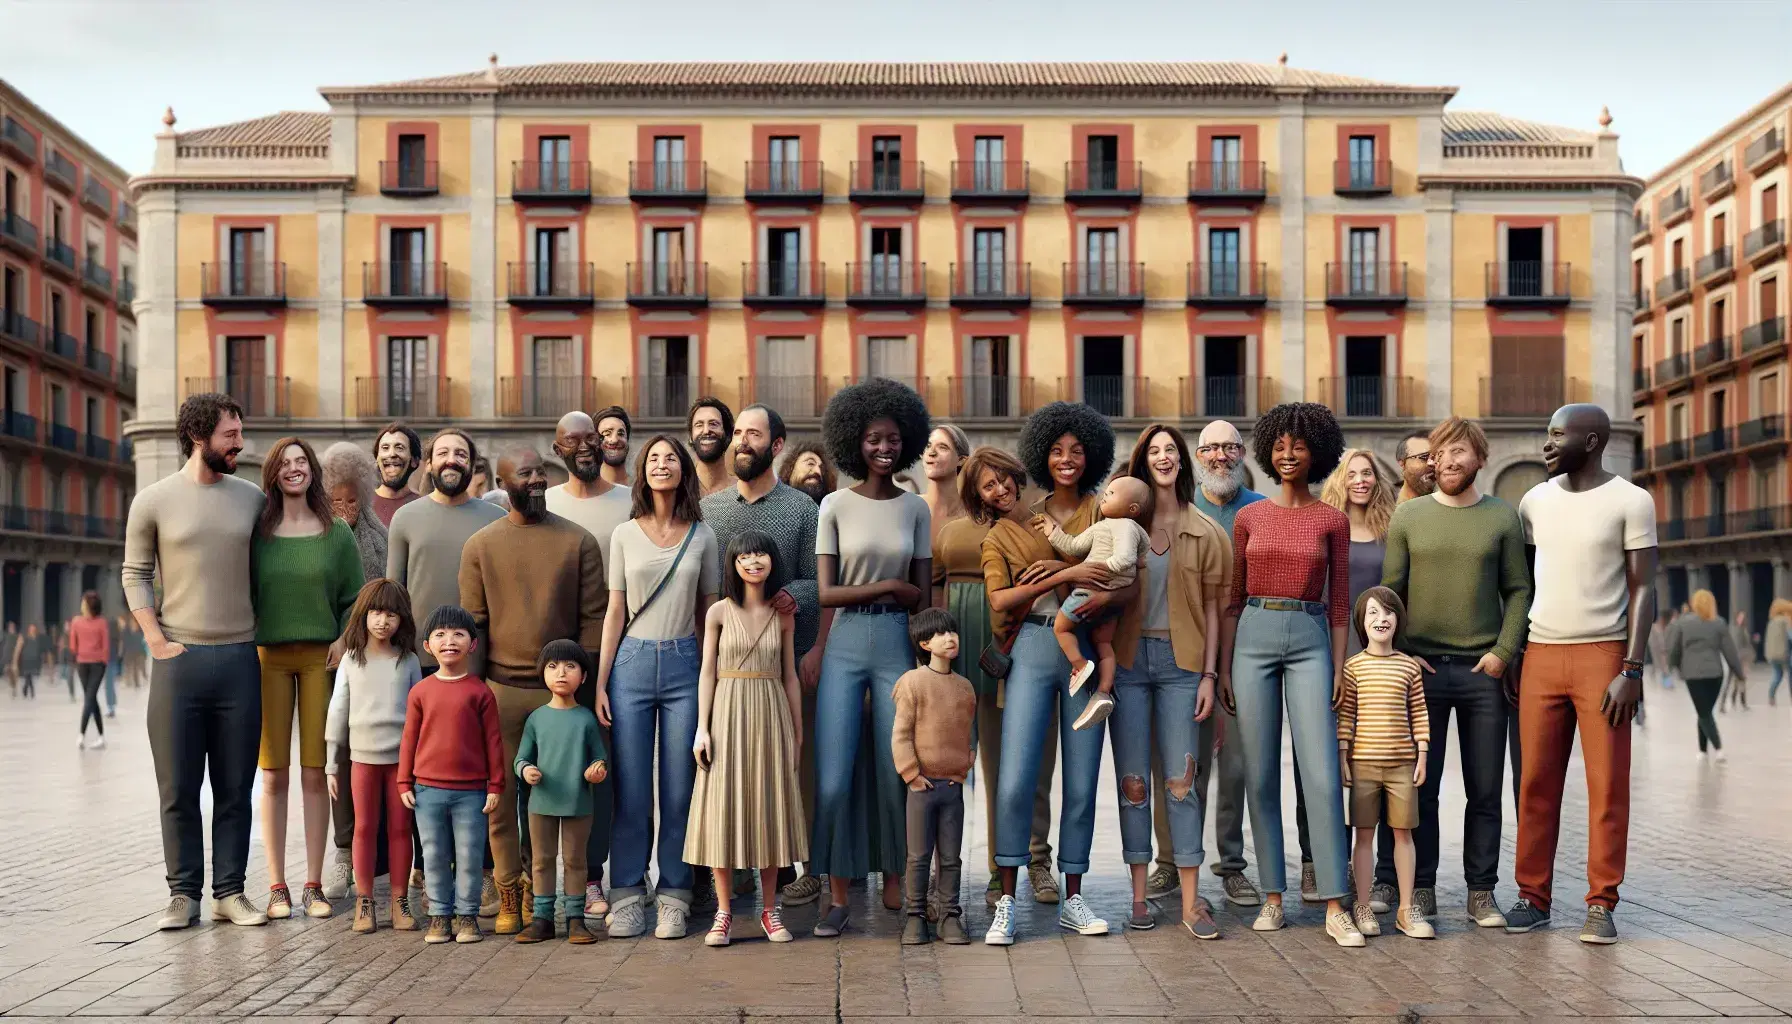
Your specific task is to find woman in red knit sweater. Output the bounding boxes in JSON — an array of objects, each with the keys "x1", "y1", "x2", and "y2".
[{"x1": 69, "y1": 591, "x2": 111, "y2": 749}]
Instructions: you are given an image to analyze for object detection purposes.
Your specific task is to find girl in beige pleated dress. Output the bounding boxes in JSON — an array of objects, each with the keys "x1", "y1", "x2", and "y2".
[{"x1": 687, "y1": 530, "x2": 808, "y2": 947}]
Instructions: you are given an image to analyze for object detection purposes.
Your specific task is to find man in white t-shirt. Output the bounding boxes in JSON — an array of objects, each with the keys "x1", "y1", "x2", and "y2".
[{"x1": 1506, "y1": 404, "x2": 1656, "y2": 946}]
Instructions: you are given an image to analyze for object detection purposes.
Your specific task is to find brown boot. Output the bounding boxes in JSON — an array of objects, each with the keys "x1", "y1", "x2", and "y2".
[
  {"x1": 352, "y1": 896, "x2": 377, "y2": 934},
  {"x1": 519, "y1": 873, "x2": 534, "y2": 925},
  {"x1": 566, "y1": 916, "x2": 602, "y2": 943},
  {"x1": 493, "y1": 879, "x2": 525, "y2": 935},
  {"x1": 389, "y1": 893, "x2": 417, "y2": 931},
  {"x1": 515, "y1": 915, "x2": 555, "y2": 943}
]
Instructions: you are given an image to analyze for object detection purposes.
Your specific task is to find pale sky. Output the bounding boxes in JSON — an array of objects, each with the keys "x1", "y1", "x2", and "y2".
[{"x1": 3, "y1": 0, "x2": 1789, "y2": 181}]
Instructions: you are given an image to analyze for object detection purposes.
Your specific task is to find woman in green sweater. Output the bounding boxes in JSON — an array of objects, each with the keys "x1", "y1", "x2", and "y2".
[{"x1": 254, "y1": 436, "x2": 366, "y2": 920}]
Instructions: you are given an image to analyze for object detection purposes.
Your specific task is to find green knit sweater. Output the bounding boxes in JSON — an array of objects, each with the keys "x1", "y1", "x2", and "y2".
[
  {"x1": 253, "y1": 520, "x2": 366, "y2": 646},
  {"x1": 1381, "y1": 494, "x2": 1532, "y2": 664}
]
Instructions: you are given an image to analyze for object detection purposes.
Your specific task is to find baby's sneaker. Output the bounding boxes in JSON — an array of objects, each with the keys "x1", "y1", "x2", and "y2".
[
  {"x1": 1073, "y1": 691, "x2": 1115, "y2": 731},
  {"x1": 1068, "y1": 660, "x2": 1096, "y2": 695}
]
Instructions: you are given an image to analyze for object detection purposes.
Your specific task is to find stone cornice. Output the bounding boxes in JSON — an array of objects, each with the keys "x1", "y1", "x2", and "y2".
[
  {"x1": 1420, "y1": 174, "x2": 1644, "y2": 197},
  {"x1": 131, "y1": 176, "x2": 352, "y2": 193}
]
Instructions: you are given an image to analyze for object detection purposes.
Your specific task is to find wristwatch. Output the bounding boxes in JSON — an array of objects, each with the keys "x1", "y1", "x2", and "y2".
[{"x1": 1619, "y1": 666, "x2": 1644, "y2": 680}]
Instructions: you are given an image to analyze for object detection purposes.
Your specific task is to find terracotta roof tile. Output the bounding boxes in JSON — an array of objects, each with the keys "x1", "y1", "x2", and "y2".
[
  {"x1": 176, "y1": 112, "x2": 331, "y2": 155},
  {"x1": 1441, "y1": 111, "x2": 1594, "y2": 146}
]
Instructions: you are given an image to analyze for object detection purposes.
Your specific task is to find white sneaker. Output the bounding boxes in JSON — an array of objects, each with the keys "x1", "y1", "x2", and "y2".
[
  {"x1": 89, "y1": 735, "x2": 104, "y2": 749},
  {"x1": 1715, "y1": 751, "x2": 1728, "y2": 764},
  {"x1": 654, "y1": 894, "x2": 690, "y2": 939},
  {"x1": 985, "y1": 894, "x2": 1016, "y2": 945},
  {"x1": 74, "y1": 735, "x2": 85, "y2": 749},
  {"x1": 1057, "y1": 893, "x2": 1109, "y2": 936},
  {"x1": 211, "y1": 893, "x2": 269, "y2": 926},
  {"x1": 1252, "y1": 903, "x2": 1285, "y2": 931},
  {"x1": 1072, "y1": 692, "x2": 1115, "y2": 731},
  {"x1": 606, "y1": 894, "x2": 648, "y2": 938},
  {"x1": 322, "y1": 848, "x2": 353, "y2": 901},
  {"x1": 1068, "y1": 660, "x2": 1096, "y2": 695}
]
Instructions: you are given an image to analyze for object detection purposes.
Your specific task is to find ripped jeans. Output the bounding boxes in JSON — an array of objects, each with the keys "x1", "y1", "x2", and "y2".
[{"x1": 1112, "y1": 636, "x2": 1205, "y2": 867}]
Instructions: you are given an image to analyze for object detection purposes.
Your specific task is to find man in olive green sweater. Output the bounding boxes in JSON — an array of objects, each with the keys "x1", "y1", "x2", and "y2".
[
  {"x1": 1378, "y1": 417, "x2": 1532, "y2": 930},
  {"x1": 459, "y1": 445, "x2": 607, "y2": 934}
]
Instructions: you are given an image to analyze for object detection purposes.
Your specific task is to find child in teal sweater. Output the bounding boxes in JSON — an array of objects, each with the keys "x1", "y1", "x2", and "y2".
[{"x1": 513, "y1": 639, "x2": 609, "y2": 944}]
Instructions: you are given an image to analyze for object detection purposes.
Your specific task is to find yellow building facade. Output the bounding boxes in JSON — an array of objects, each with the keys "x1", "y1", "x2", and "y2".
[{"x1": 128, "y1": 60, "x2": 1640, "y2": 502}]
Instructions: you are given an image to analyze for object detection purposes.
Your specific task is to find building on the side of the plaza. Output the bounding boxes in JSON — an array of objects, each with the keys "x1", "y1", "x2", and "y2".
[
  {"x1": 1629, "y1": 83, "x2": 1792, "y2": 631},
  {"x1": 125, "y1": 58, "x2": 1639, "y2": 511},
  {"x1": 1, "y1": 80, "x2": 138, "y2": 631}
]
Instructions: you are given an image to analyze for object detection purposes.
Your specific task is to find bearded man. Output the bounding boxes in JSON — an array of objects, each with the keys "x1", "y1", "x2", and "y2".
[
  {"x1": 594, "y1": 405, "x2": 632, "y2": 487},
  {"x1": 779, "y1": 440, "x2": 837, "y2": 503},
  {"x1": 371, "y1": 422, "x2": 423, "y2": 526},
  {"x1": 543, "y1": 411, "x2": 633, "y2": 568},
  {"x1": 387, "y1": 428, "x2": 504, "y2": 670},
  {"x1": 687, "y1": 397, "x2": 735, "y2": 497},
  {"x1": 1395, "y1": 431, "x2": 1437, "y2": 503}
]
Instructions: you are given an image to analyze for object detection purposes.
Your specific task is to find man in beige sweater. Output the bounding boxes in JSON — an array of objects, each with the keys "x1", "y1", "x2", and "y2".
[
  {"x1": 459, "y1": 445, "x2": 606, "y2": 934},
  {"x1": 892, "y1": 608, "x2": 977, "y2": 946}
]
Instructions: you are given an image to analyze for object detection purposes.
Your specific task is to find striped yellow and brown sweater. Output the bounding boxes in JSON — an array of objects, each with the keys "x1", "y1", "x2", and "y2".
[{"x1": 1337, "y1": 650, "x2": 1430, "y2": 765}]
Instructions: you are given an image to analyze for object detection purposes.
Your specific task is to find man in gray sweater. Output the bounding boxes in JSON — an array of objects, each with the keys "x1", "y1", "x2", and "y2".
[{"x1": 123, "y1": 393, "x2": 268, "y2": 930}]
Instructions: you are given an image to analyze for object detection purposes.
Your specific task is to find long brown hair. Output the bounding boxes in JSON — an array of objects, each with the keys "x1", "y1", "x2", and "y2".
[
  {"x1": 629, "y1": 434, "x2": 703, "y2": 523},
  {"x1": 340, "y1": 578, "x2": 416, "y2": 666},
  {"x1": 1127, "y1": 423, "x2": 1196, "y2": 508},
  {"x1": 958, "y1": 446, "x2": 1027, "y2": 525},
  {"x1": 258, "y1": 436, "x2": 333, "y2": 538}
]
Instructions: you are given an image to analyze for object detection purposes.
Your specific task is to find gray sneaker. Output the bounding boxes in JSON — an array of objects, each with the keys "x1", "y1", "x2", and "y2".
[
  {"x1": 211, "y1": 893, "x2": 269, "y2": 926},
  {"x1": 1299, "y1": 862, "x2": 1321, "y2": 902},
  {"x1": 322, "y1": 848, "x2": 353, "y2": 901},
  {"x1": 1580, "y1": 905, "x2": 1618, "y2": 945},
  {"x1": 653, "y1": 895, "x2": 690, "y2": 939},
  {"x1": 479, "y1": 872, "x2": 499, "y2": 918},
  {"x1": 1468, "y1": 890, "x2": 1507, "y2": 928},
  {"x1": 1222, "y1": 872, "x2": 1262, "y2": 907},
  {"x1": 1145, "y1": 865, "x2": 1180, "y2": 900},
  {"x1": 1368, "y1": 881, "x2": 1397, "y2": 915},
  {"x1": 782, "y1": 873, "x2": 824, "y2": 906},
  {"x1": 157, "y1": 894, "x2": 200, "y2": 930},
  {"x1": 1504, "y1": 898, "x2": 1550, "y2": 933},
  {"x1": 1413, "y1": 886, "x2": 1437, "y2": 918},
  {"x1": 606, "y1": 894, "x2": 648, "y2": 938},
  {"x1": 1028, "y1": 864, "x2": 1061, "y2": 905}
]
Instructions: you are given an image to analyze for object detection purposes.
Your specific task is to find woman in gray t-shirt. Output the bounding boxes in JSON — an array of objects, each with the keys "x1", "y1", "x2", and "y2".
[{"x1": 809, "y1": 379, "x2": 933, "y2": 937}]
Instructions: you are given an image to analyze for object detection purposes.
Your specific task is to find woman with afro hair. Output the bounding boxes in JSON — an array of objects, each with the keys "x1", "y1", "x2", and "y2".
[
  {"x1": 1217, "y1": 401, "x2": 1360, "y2": 946},
  {"x1": 982, "y1": 401, "x2": 1135, "y2": 944},
  {"x1": 809, "y1": 377, "x2": 934, "y2": 936}
]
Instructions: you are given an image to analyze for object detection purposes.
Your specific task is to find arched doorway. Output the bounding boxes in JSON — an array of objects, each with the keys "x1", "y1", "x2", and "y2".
[{"x1": 1494, "y1": 461, "x2": 1549, "y2": 508}]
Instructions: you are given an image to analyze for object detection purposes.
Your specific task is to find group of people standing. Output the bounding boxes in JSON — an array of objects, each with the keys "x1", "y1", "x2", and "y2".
[
  {"x1": 122, "y1": 378, "x2": 1656, "y2": 951},
  {"x1": 7, "y1": 608, "x2": 143, "y2": 744}
]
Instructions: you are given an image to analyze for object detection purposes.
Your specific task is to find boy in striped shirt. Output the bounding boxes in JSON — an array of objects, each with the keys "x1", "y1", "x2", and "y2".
[{"x1": 1338, "y1": 586, "x2": 1433, "y2": 940}]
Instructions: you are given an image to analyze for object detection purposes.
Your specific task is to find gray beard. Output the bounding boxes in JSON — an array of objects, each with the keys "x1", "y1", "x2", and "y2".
[{"x1": 1196, "y1": 463, "x2": 1246, "y2": 503}]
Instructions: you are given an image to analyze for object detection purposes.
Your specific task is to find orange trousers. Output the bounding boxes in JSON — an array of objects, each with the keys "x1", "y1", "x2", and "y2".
[{"x1": 1514, "y1": 641, "x2": 1630, "y2": 912}]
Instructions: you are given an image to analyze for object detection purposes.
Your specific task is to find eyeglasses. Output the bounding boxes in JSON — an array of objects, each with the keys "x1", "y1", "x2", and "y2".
[
  {"x1": 1400, "y1": 451, "x2": 1431, "y2": 464},
  {"x1": 1195, "y1": 443, "x2": 1245, "y2": 457}
]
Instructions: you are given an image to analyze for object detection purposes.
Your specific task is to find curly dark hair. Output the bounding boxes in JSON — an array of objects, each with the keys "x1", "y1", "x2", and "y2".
[
  {"x1": 1251, "y1": 402, "x2": 1346, "y2": 484},
  {"x1": 778, "y1": 440, "x2": 836, "y2": 494},
  {"x1": 1017, "y1": 401, "x2": 1114, "y2": 496},
  {"x1": 820, "y1": 377, "x2": 930, "y2": 481},
  {"x1": 175, "y1": 392, "x2": 244, "y2": 459}
]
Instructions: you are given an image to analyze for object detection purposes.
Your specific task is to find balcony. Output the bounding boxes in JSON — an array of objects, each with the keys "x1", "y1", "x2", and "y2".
[
  {"x1": 1485, "y1": 262, "x2": 1571, "y2": 307},
  {"x1": 1064, "y1": 161, "x2": 1141, "y2": 203},
  {"x1": 0, "y1": 310, "x2": 39, "y2": 350},
  {"x1": 116, "y1": 200, "x2": 136, "y2": 237},
  {"x1": 47, "y1": 329, "x2": 79, "y2": 364},
  {"x1": 116, "y1": 279, "x2": 135, "y2": 315},
  {"x1": 628, "y1": 161, "x2": 708, "y2": 203},
  {"x1": 1186, "y1": 262, "x2": 1267, "y2": 308},
  {"x1": 1747, "y1": 127, "x2": 1786, "y2": 174},
  {"x1": 1738, "y1": 414, "x2": 1787, "y2": 449},
  {"x1": 84, "y1": 514, "x2": 121, "y2": 540},
  {"x1": 512, "y1": 161, "x2": 591, "y2": 203},
  {"x1": 355, "y1": 375, "x2": 452, "y2": 420},
  {"x1": 201, "y1": 262, "x2": 286, "y2": 307},
  {"x1": 1320, "y1": 376, "x2": 1417, "y2": 419},
  {"x1": 1691, "y1": 427, "x2": 1732, "y2": 459},
  {"x1": 1333, "y1": 159, "x2": 1392, "y2": 198},
  {"x1": 1741, "y1": 316, "x2": 1787, "y2": 357},
  {"x1": 43, "y1": 238, "x2": 77, "y2": 278},
  {"x1": 81, "y1": 178, "x2": 112, "y2": 217},
  {"x1": 81, "y1": 258, "x2": 112, "y2": 298},
  {"x1": 1693, "y1": 335, "x2": 1733, "y2": 372},
  {"x1": 48, "y1": 423, "x2": 77, "y2": 452},
  {"x1": 947, "y1": 375, "x2": 1039, "y2": 419},
  {"x1": 1745, "y1": 220, "x2": 1786, "y2": 266},
  {"x1": 497, "y1": 376, "x2": 598, "y2": 418},
  {"x1": 184, "y1": 376, "x2": 291, "y2": 420},
  {"x1": 741, "y1": 262, "x2": 825, "y2": 308},
  {"x1": 1654, "y1": 351, "x2": 1691, "y2": 387},
  {"x1": 846, "y1": 262, "x2": 926, "y2": 308},
  {"x1": 949, "y1": 161, "x2": 1029, "y2": 202},
  {"x1": 1700, "y1": 160, "x2": 1735, "y2": 202},
  {"x1": 0, "y1": 211, "x2": 37, "y2": 257},
  {"x1": 1652, "y1": 438, "x2": 1690, "y2": 468},
  {"x1": 1633, "y1": 367, "x2": 1650, "y2": 393},
  {"x1": 1696, "y1": 246, "x2": 1734, "y2": 287},
  {"x1": 1324, "y1": 262, "x2": 1408, "y2": 307},
  {"x1": 118, "y1": 364, "x2": 136, "y2": 399},
  {"x1": 363, "y1": 261, "x2": 447, "y2": 307},
  {"x1": 1188, "y1": 161, "x2": 1266, "y2": 203},
  {"x1": 43, "y1": 150, "x2": 77, "y2": 193},
  {"x1": 626, "y1": 262, "x2": 708, "y2": 307},
  {"x1": 1728, "y1": 505, "x2": 1792, "y2": 536},
  {"x1": 1633, "y1": 286, "x2": 1652, "y2": 323},
  {"x1": 743, "y1": 161, "x2": 823, "y2": 203},
  {"x1": 84, "y1": 434, "x2": 113, "y2": 462},
  {"x1": 623, "y1": 375, "x2": 708, "y2": 420},
  {"x1": 1658, "y1": 188, "x2": 1691, "y2": 228},
  {"x1": 1062, "y1": 262, "x2": 1144, "y2": 307},
  {"x1": 848, "y1": 161, "x2": 924, "y2": 203},
  {"x1": 2, "y1": 411, "x2": 38, "y2": 443},
  {"x1": 0, "y1": 116, "x2": 36, "y2": 162},
  {"x1": 1632, "y1": 211, "x2": 1651, "y2": 245},
  {"x1": 1480, "y1": 374, "x2": 1584, "y2": 419},
  {"x1": 379, "y1": 160, "x2": 438, "y2": 197},
  {"x1": 1064, "y1": 375, "x2": 1149, "y2": 419},
  {"x1": 950, "y1": 263, "x2": 1031, "y2": 308},
  {"x1": 1180, "y1": 375, "x2": 1275, "y2": 419},
  {"x1": 1655, "y1": 267, "x2": 1692, "y2": 308},
  {"x1": 506, "y1": 261, "x2": 594, "y2": 308},
  {"x1": 742, "y1": 374, "x2": 828, "y2": 419},
  {"x1": 85, "y1": 345, "x2": 113, "y2": 380}
]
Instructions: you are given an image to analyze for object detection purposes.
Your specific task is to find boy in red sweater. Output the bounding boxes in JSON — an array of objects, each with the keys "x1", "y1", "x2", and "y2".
[{"x1": 399, "y1": 605, "x2": 503, "y2": 944}]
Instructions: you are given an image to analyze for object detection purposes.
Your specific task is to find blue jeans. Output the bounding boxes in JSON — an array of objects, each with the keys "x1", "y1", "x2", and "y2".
[
  {"x1": 413, "y1": 785, "x2": 487, "y2": 916},
  {"x1": 1113, "y1": 636, "x2": 1205, "y2": 867},
  {"x1": 996, "y1": 622, "x2": 1105, "y2": 875},
  {"x1": 1230, "y1": 602, "x2": 1348, "y2": 900},
  {"x1": 811, "y1": 611, "x2": 910, "y2": 879},
  {"x1": 608, "y1": 635, "x2": 700, "y2": 904},
  {"x1": 1771, "y1": 660, "x2": 1789, "y2": 701}
]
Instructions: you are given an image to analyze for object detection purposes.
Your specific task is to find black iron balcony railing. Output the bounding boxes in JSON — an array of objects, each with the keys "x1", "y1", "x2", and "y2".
[
  {"x1": 1656, "y1": 267, "x2": 1692, "y2": 305},
  {"x1": 949, "y1": 160, "x2": 1029, "y2": 200},
  {"x1": 1485, "y1": 262, "x2": 1571, "y2": 306},
  {"x1": 1062, "y1": 262, "x2": 1145, "y2": 306},
  {"x1": 1634, "y1": 286, "x2": 1652, "y2": 318},
  {"x1": 1692, "y1": 427, "x2": 1732, "y2": 459},
  {"x1": 1652, "y1": 438, "x2": 1690, "y2": 467},
  {"x1": 512, "y1": 161, "x2": 591, "y2": 201},
  {"x1": 1187, "y1": 262, "x2": 1267, "y2": 306},
  {"x1": 626, "y1": 262, "x2": 709, "y2": 306},
  {"x1": 84, "y1": 514, "x2": 122, "y2": 540},
  {"x1": 119, "y1": 364, "x2": 136, "y2": 398},
  {"x1": 1480, "y1": 375, "x2": 1584, "y2": 418},
  {"x1": 1633, "y1": 367, "x2": 1650, "y2": 393},
  {"x1": 1188, "y1": 161, "x2": 1266, "y2": 201},
  {"x1": 2, "y1": 410, "x2": 38, "y2": 442},
  {"x1": 44, "y1": 238, "x2": 76, "y2": 275},
  {"x1": 1742, "y1": 316, "x2": 1787, "y2": 355},
  {"x1": 506, "y1": 261, "x2": 594, "y2": 306},
  {"x1": 1727, "y1": 505, "x2": 1792, "y2": 537},
  {"x1": 0, "y1": 211, "x2": 38, "y2": 254},
  {"x1": 1658, "y1": 188, "x2": 1691, "y2": 226},
  {"x1": 1333, "y1": 159, "x2": 1392, "y2": 196},
  {"x1": 1325, "y1": 262, "x2": 1408, "y2": 305},
  {"x1": 202, "y1": 262, "x2": 287, "y2": 305},
  {"x1": 1700, "y1": 160, "x2": 1734, "y2": 199},
  {"x1": 116, "y1": 279, "x2": 135, "y2": 312},
  {"x1": 1747, "y1": 127, "x2": 1786, "y2": 171},
  {"x1": 1696, "y1": 246, "x2": 1734, "y2": 283},
  {"x1": 1179, "y1": 376, "x2": 1275, "y2": 420},
  {"x1": 120, "y1": 436, "x2": 134, "y2": 463},
  {"x1": 1694, "y1": 335, "x2": 1732, "y2": 371},
  {"x1": 81, "y1": 178, "x2": 111, "y2": 217},
  {"x1": 742, "y1": 374, "x2": 827, "y2": 419},
  {"x1": 947, "y1": 375, "x2": 1039, "y2": 419},
  {"x1": 1320, "y1": 376, "x2": 1417, "y2": 418},
  {"x1": 48, "y1": 330, "x2": 78, "y2": 363},
  {"x1": 950, "y1": 262, "x2": 1031, "y2": 307},
  {"x1": 82, "y1": 258, "x2": 112, "y2": 296},
  {"x1": 1738, "y1": 414, "x2": 1788, "y2": 448},
  {"x1": 848, "y1": 161, "x2": 924, "y2": 202},
  {"x1": 744, "y1": 161, "x2": 823, "y2": 201},
  {"x1": 45, "y1": 510, "x2": 73, "y2": 536},
  {"x1": 741, "y1": 262, "x2": 825, "y2": 306},
  {"x1": 84, "y1": 434, "x2": 113, "y2": 462},
  {"x1": 85, "y1": 345, "x2": 112, "y2": 379},
  {"x1": 380, "y1": 160, "x2": 439, "y2": 197},
  {"x1": 0, "y1": 310, "x2": 40, "y2": 348},
  {"x1": 0, "y1": 116, "x2": 36, "y2": 161},
  {"x1": 1654, "y1": 351, "x2": 1691, "y2": 385},
  {"x1": 49, "y1": 423, "x2": 78, "y2": 452},
  {"x1": 628, "y1": 161, "x2": 708, "y2": 201},
  {"x1": 623, "y1": 375, "x2": 708, "y2": 420},
  {"x1": 1632, "y1": 210, "x2": 1651, "y2": 242},
  {"x1": 846, "y1": 262, "x2": 926, "y2": 307},
  {"x1": 1066, "y1": 375, "x2": 1149, "y2": 419},
  {"x1": 1745, "y1": 220, "x2": 1786, "y2": 264},
  {"x1": 363, "y1": 261, "x2": 447, "y2": 305},
  {"x1": 1064, "y1": 161, "x2": 1141, "y2": 201},
  {"x1": 497, "y1": 376, "x2": 598, "y2": 418},
  {"x1": 355, "y1": 375, "x2": 452, "y2": 420},
  {"x1": 116, "y1": 201, "x2": 136, "y2": 235},
  {"x1": 43, "y1": 149, "x2": 77, "y2": 192},
  {"x1": 184, "y1": 375, "x2": 292, "y2": 420}
]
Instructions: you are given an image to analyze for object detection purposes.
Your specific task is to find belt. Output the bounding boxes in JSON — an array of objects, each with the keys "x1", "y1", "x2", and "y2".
[
  {"x1": 1024, "y1": 613, "x2": 1055, "y2": 626},
  {"x1": 945, "y1": 573, "x2": 985, "y2": 585},
  {"x1": 1247, "y1": 597, "x2": 1326, "y2": 616},
  {"x1": 842, "y1": 604, "x2": 906, "y2": 615}
]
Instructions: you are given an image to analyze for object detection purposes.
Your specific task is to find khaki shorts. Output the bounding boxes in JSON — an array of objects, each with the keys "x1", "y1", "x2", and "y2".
[{"x1": 1350, "y1": 761, "x2": 1418, "y2": 830}]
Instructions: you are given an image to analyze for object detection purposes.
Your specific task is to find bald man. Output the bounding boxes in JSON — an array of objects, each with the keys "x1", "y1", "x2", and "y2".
[{"x1": 545, "y1": 412, "x2": 634, "y2": 570}]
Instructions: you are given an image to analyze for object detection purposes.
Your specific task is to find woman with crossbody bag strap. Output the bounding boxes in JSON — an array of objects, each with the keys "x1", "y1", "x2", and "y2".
[{"x1": 592, "y1": 436, "x2": 721, "y2": 941}]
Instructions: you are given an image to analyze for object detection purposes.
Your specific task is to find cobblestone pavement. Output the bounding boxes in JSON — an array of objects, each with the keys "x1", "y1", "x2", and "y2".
[{"x1": 2, "y1": 668, "x2": 1790, "y2": 1023}]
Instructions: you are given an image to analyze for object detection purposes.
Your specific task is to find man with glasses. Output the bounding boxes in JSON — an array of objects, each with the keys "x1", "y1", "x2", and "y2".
[{"x1": 1396, "y1": 431, "x2": 1436, "y2": 503}]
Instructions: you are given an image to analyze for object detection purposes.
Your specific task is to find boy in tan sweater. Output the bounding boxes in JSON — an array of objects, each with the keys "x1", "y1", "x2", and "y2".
[{"x1": 891, "y1": 607, "x2": 977, "y2": 946}]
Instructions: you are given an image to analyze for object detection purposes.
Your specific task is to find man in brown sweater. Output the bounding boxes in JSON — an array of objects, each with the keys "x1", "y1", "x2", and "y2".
[
  {"x1": 459, "y1": 445, "x2": 606, "y2": 934},
  {"x1": 892, "y1": 608, "x2": 977, "y2": 945}
]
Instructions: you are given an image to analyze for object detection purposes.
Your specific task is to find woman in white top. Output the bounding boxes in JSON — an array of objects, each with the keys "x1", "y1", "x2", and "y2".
[{"x1": 592, "y1": 435, "x2": 721, "y2": 940}]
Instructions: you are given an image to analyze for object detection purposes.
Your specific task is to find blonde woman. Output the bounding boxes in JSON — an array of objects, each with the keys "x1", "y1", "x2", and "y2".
[
  {"x1": 1320, "y1": 449, "x2": 1397, "y2": 658},
  {"x1": 1767, "y1": 599, "x2": 1792, "y2": 705},
  {"x1": 1667, "y1": 590, "x2": 1744, "y2": 762}
]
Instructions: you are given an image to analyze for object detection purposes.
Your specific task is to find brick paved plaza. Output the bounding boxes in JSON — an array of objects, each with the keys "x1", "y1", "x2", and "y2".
[{"x1": 3, "y1": 673, "x2": 1791, "y2": 1023}]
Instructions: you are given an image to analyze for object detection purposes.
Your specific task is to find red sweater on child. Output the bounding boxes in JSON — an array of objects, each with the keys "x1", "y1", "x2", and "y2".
[{"x1": 396, "y1": 673, "x2": 504, "y2": 795}]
